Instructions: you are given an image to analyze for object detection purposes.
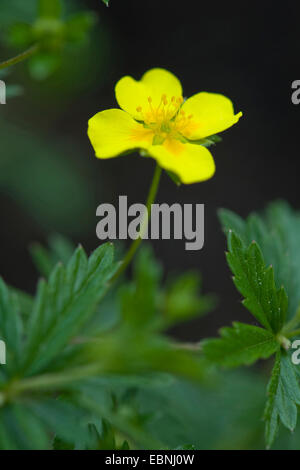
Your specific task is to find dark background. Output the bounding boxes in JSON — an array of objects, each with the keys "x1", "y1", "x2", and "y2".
[{"x1": 1, "y1": 0, "x2": 300, "y2": 340}]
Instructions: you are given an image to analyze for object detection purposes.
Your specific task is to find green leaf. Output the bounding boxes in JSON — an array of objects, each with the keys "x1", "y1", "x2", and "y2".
[
  {"x1": 23, "y1": 243, "x2": 116, "y2": 375},
  {"x1": 202, "y1": 322, "x2": 279, "y2": 368},
  {"x1": 96, "y1": 420, "x2": 116, "y2": 450},
  {"x1": 30, "y1": 235, "x2": 75, "y2": 278},
  {"x1": 226, "y1": 230, "x2": 288, "y2": 333},
  {"x1": 126, "y1": 370, "x2": 267, "y2": 450},
  {"x1": 264, "y1": 351, "x2": 281, "y2": 448},
  {"x1": 218, "y1": 208, "x2": 247, "y2": 243},
  {"x1": 30, "y1": 243, "x2": 55, "y2": 278},
  {"x1": 0, "y1": 411, "x2": 19, "y2": 450},
  {"x1": 0, "y1": 404, "x2": 50, "y2": 450},
  {"x1": 0, "y1": 235, "x2": 217, "y2": 450},
  {"x1": 219, "y1": 203, "x2": 300, "y2": 444},
  {"x1": 65, "y1": 12, "x2": 97, "y2": 44},
  {"x1": 119, "y1": 247, "x2": 215, "y2": 330},
  {"x1": 0, "y1": 118, "x2": 95, "y2": 234},
  {"x1": 82, "y1": 329, "x2": 207, "y2": 383},
  {"x1": 54, "y1": 420, "x2": 118, "y2": 450},
  {"x1": 175, "y1": 444, "x2": 196, "y2": 450},
  {"x1": 7, "y1": 404, "x2": 49, "y2": 450},
  {"x1": 53, "y1": 436, "x2": 74, "y2": 450},
  {"x1": 264, "y1": 351, "x2": 300, "y2": 448},
  {"x1": 48, "y1": 234, "x2": 75, "y2": 265},
  {"x1": 120, "y1": 440, "x2": 130, "y2": 450},
  {"x1": 28, "y1": 399, "x2": 90, "y2": 445},
  {"x1": 8, "y1": 22, "x2": 33, "y2": 48},
  {"x1": 102, "y1": 0, "x2": 109, "y2": 5}
]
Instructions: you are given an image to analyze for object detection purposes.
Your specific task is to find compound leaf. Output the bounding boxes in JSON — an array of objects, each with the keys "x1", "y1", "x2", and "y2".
[
  {"x1": 226, "y1": 230, "x2": 287, "y2": 333},
  {"x1": 219, "y1": 202, "x2": 300, "y2": 321}
]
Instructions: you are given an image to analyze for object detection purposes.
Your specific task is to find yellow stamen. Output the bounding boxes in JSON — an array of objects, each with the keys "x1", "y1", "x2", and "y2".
[{"x1": 135, "y1": 93, "x2": 192, "y2": 139}]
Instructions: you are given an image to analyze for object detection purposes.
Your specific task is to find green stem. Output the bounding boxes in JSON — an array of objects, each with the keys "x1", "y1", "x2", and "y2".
[
  {"x1": 0, "y1": 364, "x2": 103, "y2": 405},
  {"x1": 111, "y1": 164, "x2": 162, "y2": 282},
  {"x1": 0, "y1": 44, "x2": 39, "y2": 70}
]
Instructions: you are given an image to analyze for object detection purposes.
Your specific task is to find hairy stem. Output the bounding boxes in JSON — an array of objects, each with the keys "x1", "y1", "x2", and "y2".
[
  {"x1": 111, "y1": 164, "x2": 162, "y2": 282},
  {"x1": 0, "y1": 44, "x2": 39, "y2": 70}
]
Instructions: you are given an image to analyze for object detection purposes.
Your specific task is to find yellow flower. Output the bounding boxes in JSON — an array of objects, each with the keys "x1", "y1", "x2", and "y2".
[{"x1": 88, "y1": 68, "x2": 242, "y2": 184}]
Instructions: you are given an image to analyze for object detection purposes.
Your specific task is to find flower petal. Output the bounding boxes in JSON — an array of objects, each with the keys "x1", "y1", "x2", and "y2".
[
  {"x1": 147, "y1": 140, "x2": 215, "y2": 184},
  {"x1": 180, "y1": 92, "x2": 242, "y2": 140},
  {"x1": 115, "y1": 68, "x2": 182, "y2": 120},
  {"x1": 142, "y1": 68, "x2": 182, "y2": 103},
  {"x1": 88, "y1": 109, "x2": 153, "y2": 159}
]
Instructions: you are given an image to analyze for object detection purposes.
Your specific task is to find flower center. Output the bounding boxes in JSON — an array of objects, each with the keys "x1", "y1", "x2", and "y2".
[{"x1": 136, "y1": 94, "x2": 193, "y2": 143}]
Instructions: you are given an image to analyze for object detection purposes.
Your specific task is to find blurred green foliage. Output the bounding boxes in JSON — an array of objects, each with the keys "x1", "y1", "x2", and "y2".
[
  {"x1": 0, "y1": 240, "x2": 214, "y2": 450},
  {"x1": 0, "y1": 0, "x2": 110, "y2": 242},
  {"x1": 0, "y1": 1, "x2": 110, "y2": 239},
  {"x1": 0, "y1": 118, "x2": 95, "y2": 233},
  {"x1": 204, "y1": 202, "x2": 300, "y2": 448},
  {"x1": 1, "y1": 0, "x2": 300, "y2": 453},
  {"x1": 2, "y1": 0, "x2": 97, "y2": 80}
]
